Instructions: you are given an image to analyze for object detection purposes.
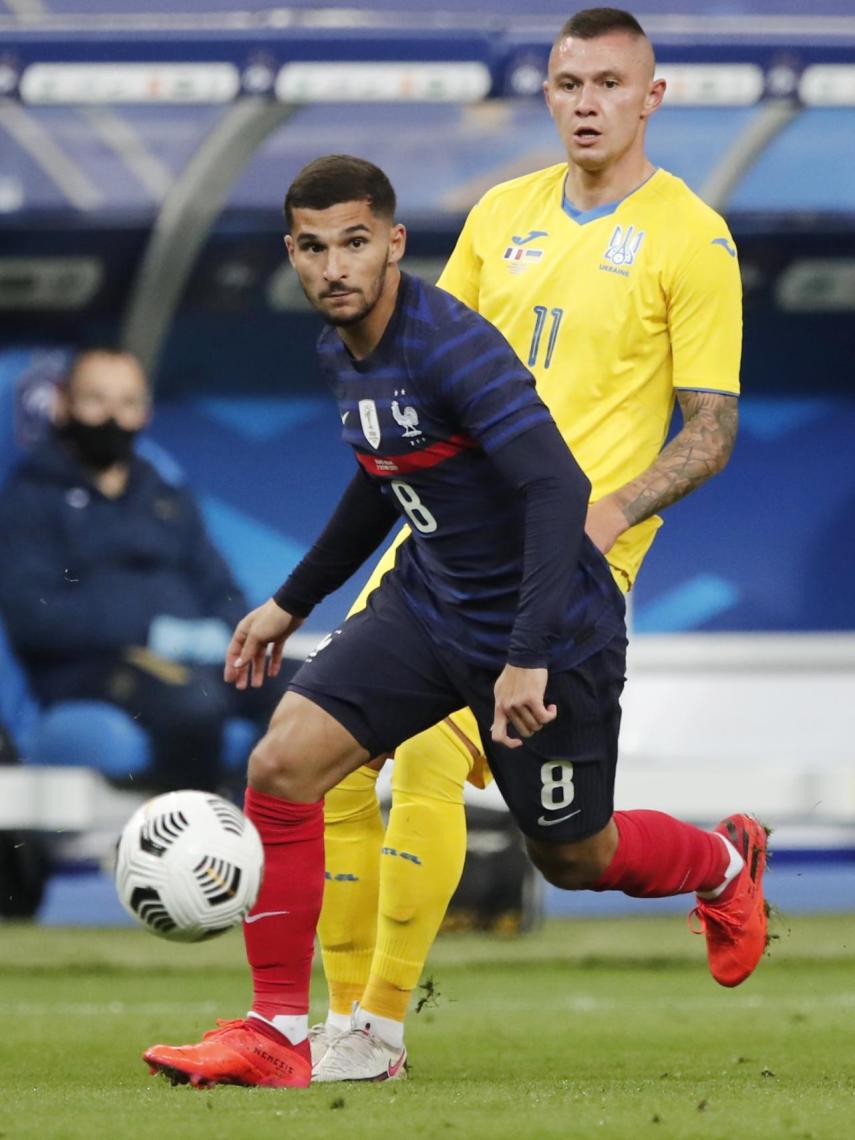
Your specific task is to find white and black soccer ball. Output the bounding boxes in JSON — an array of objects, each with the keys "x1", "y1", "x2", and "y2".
[{"x1": 115, "y1": 790, "x2": 264, "y2": 943}]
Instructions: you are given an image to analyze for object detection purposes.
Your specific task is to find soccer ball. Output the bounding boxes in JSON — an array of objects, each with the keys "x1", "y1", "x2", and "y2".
[{"x1": 115, "y1": 790, "x2": 264, "y2": 943}]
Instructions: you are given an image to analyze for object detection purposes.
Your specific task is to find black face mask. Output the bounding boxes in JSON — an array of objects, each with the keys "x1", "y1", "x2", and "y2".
[{"x1": 59, "y1": 417, "x2": 137, "y2": 471}]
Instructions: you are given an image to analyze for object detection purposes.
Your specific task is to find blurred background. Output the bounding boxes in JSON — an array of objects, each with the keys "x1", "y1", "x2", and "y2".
[{"x1": 0, "y1": 0, "x2": 852, "y2": 926}]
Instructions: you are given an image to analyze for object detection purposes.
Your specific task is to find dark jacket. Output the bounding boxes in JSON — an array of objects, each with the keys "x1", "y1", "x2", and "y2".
[{"x1": 0, "y1": 435, "x2": 247, "y2": 703}]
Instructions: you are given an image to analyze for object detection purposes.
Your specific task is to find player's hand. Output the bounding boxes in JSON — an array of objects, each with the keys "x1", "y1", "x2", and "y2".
[
  {"x1": 585, "y1": 494, "x2": 630, "y2": 555},
  {"x1": 491, "y1": 665, "x2": 557, "y2": 749},
  {"x1": 224, "y1": 599, "x2": 303, "y2": 690}
]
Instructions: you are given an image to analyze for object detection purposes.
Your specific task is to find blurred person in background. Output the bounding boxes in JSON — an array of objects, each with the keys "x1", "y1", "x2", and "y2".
[{"x1": 0, "y1": 346, "x2": 291, "y2": 792}]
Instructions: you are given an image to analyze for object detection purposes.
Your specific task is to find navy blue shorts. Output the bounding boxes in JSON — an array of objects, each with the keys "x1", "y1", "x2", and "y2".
[{"x1": 289, "y1": 577, "x2": 626, "y2": 842}]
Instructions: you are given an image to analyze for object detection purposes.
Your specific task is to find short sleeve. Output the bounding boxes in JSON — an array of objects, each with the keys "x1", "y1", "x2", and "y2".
[{"x1": 668, "y1": 228, "x2": 742, "y2": 396}]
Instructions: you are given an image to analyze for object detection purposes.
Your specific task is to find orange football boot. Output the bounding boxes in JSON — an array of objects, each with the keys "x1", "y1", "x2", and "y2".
[
  {"x1": 144, "y1": 1018, "x2": 312, "y2": 1089},
  {"x1": 691, "y1": 813, "x2": 770, "y2": 987}
]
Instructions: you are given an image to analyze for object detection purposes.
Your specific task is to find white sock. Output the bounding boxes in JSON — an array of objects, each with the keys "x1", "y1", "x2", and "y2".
[
  {"x1": 354, "y1": 1006, "x2": 405, "y2": 1050},
  {"x1": 248, "y1": 1010, "x2": 308, "y2": 1046},
  {"x1": 325, "y1": 1010, "x2": 351, "y2": 1033},
  {"x1": 697, "y1": 832, "x2": 745, "y2": 900}
]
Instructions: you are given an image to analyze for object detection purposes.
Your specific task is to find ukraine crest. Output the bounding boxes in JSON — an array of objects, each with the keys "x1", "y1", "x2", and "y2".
[{"x1": 603, "y1": 225, "x2": 645, "y2": 268}]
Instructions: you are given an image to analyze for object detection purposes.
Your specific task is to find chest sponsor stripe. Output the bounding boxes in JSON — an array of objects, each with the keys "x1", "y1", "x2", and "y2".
[{"x1": 356, "y1": 434, "x2": 477, "y2": 476}]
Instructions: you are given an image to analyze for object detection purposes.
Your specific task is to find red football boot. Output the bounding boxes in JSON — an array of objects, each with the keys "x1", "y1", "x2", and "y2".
[
  {"x1": 144, "y1": 1018, "x2": 311, "y2": 1089},
  {"x1": 691, "y1": 813, "x2": 770, "y2": 987}
]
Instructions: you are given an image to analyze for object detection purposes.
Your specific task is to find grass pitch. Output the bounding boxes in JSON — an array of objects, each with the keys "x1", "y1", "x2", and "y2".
[{"x1": 2, "y1": 913, "x2": 853, "y2": 1140}]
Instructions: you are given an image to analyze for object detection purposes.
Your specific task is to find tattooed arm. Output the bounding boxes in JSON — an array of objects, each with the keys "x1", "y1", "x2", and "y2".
[{"x1": 585, "y1": 390, "x2": 739, "y2": 556}]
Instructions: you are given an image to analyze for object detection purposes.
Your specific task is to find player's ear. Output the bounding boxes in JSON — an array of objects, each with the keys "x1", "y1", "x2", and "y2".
[
  {"x1": 388, "y1": 222, "x2": 407, "y2": 265},
  {"x1": 642, "y1": 77, "x2": 666, "y2": 119},
  {"x1": 284, "y1": 234, "x2": 296, "y2": 266}
]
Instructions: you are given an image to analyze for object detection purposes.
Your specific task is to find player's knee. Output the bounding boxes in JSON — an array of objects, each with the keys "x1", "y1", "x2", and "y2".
[
  {"x1": 249, "y1": 692, "x2": 368, "y2": 801},
  {"x1": 247, "y1": 723, "x2": 314, "y2": 800}
]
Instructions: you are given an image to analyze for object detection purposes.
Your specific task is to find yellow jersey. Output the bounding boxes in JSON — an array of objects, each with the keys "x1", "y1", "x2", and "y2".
[{"x1": 436, "y1": 164, "x2": 742, "y2": 588}]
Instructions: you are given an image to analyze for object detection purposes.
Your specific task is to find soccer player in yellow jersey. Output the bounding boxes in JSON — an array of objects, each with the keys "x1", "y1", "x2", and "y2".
[{"x1": 311, "y1": 8, "x2": 749, "y2": 1082}]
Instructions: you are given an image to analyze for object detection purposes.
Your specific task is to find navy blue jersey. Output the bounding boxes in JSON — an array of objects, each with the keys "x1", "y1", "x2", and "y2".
[{"x1": 313, "y1": 272, "x2": 623, "y2": 671}]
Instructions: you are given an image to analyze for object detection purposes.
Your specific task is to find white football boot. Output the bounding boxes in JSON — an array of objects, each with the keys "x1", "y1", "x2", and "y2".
[
  {"x1": 311, "y1": 1026, "x2": 408, "y2": 1083},
  {"x1": 308, "y1": 1022, "x2": 346, "y2": 1070}
]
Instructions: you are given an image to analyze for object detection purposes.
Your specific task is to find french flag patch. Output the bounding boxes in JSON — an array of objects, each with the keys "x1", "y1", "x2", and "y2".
[{"x1": 503, "y1": 247, "x2": 544, "y2": 262}]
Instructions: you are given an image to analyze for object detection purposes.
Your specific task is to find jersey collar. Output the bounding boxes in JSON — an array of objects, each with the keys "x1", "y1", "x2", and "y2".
[{"x1": 561, "y1": 168, "x2": 660, "y2": 226}]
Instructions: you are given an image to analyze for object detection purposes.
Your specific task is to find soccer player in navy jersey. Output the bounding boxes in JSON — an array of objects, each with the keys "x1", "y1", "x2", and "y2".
[{"x1": 143, "y1": 155, "x2": 767, "y2": 1090}]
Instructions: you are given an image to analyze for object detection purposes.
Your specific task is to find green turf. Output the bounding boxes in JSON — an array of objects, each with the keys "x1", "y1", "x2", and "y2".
[{"x1": 2, "y1": 914, "x2": 854, "y2": 1140}]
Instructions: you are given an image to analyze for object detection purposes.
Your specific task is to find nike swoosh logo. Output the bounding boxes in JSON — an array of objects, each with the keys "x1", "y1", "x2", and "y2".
[
  {"x1": 711, "y1": 237, "x2": 736, "y2": 257},
  {"x1": 341, "y1": 411, "x2": 349, "y2": 424},
  {"x1": 537, "y1": 809, "x2": 582, "y2": 827},
  {"x1": 244, "y1": 909, "x2": 291, "y2": 924},
  {"x1": 386, "y1": 1051, "x2": 407, "y2": 1079},
  {"x1": 511, "y1": 230, "x2": 549, "y2": 246}
]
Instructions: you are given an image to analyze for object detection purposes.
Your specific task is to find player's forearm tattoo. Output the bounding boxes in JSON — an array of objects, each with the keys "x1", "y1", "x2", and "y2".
[{"x1": 616, "y1": 391, "x2": 738, "y2": 527}]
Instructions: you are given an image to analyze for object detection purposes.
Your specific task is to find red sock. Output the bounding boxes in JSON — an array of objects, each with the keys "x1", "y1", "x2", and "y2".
[
  {"x1": 593, "y1": 810, "x2": 729, "y2": 898},
  {"x1": 243, "y1": 787, "x2": 325, "y2": 1019}
]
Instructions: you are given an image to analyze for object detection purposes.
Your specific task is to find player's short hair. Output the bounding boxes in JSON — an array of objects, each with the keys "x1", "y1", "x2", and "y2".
[
  {"x1": 284, "y1": 155, "x2": 397, "y2": 229},
  {"x1": 555, "y1": 7, "x2": 648, "y2": 45}
]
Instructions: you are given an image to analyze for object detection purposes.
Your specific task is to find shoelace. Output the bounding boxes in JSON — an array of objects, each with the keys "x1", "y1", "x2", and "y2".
[
  {"x1": 688, "y1": 902, "x2": 741, "y2": 938},
  {"x1": 309, "y1": 1022, "x2": 343, "y2": 1049},
  {"x1": 202, "y1": 1018, "x2": 246, "y2": 1041}
]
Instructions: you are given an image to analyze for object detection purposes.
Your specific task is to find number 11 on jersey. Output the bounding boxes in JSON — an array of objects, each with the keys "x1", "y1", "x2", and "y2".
[{"x1": 528, "y1": 306, "x2": 564, "y2": 370}]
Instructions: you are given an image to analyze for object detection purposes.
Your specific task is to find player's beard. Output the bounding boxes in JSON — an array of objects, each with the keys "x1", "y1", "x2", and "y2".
[{"x1": 307, "y1": 256, "x2": 389, "y2": 328}]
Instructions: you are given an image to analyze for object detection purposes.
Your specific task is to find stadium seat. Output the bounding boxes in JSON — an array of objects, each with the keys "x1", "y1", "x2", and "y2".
[
  {"x1": 28, "y1": 701, "x2": 152, "y2": 779},
  {"x1": 0, "y1": 583, "x2": 153, "y2": 778}
]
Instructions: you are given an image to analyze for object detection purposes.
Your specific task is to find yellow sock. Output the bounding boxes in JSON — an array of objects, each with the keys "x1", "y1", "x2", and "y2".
[
  {"x1": 361, "y1": 718, "x2": 478, "y2": 1023},
  {"x1": 318, "y1": 764, "x2": 384, "y2": 1017}
]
